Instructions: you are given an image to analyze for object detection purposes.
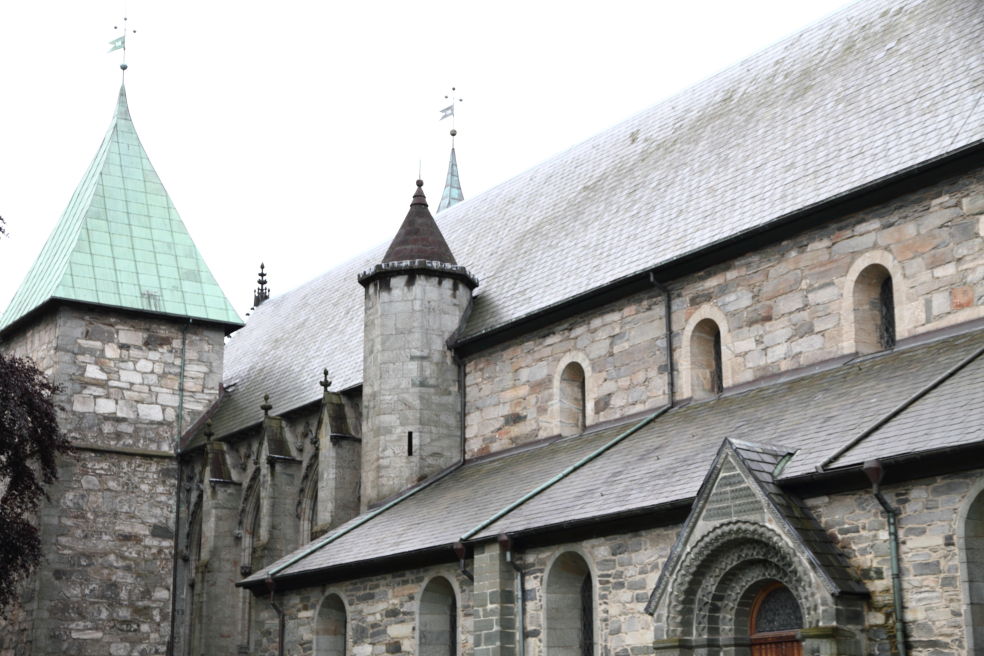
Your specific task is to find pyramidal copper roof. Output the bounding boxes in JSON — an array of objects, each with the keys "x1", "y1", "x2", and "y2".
[
  {"x1": 0, "y1": 86, "x2": 242, "y2": 334},
  {"x1": 381, "y1": 180, "x2": 457, "y2": 264}
]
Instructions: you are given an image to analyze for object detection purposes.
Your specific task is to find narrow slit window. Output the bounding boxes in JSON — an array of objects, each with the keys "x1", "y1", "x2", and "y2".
[{"x1": 407, "y1": 431, "x2": 413, "y2": 456}]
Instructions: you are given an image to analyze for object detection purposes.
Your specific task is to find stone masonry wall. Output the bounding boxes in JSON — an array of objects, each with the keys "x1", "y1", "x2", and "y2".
[
  {"x1": 254, "y1": 468, "x2": 983, "y2": 656},
  {"x1": 1, "y1": 305, "x2": 225, "y2": 656},
  {"x1": 253, "y1": 564, "x2": 473, "y2": 656},
  {"x1": 807, "y1": 469, "x2": 984, "y2": 656},
  {"x1": 56, "y1": 305, "x2": 225, "y2": 452},
  {"x1": 465, "y1": 169, "x2": 984, "y2": 459}
]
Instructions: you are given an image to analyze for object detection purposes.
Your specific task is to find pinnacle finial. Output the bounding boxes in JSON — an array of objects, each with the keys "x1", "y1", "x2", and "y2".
[
  {"x1": 261, "y1": 394, "x2": 273, "y2": 417},
  {"x1": 204, "y1": 420, "x2": 214, "y2": 443},
  {"x1": 320, "y1": 368, "x2": 332, "y2": 393},
  {"x1": 109, "y1": 17, "x2": 136, "y2": 80},
  {"x1": 253, "y1": 263, "x2": 270, "y2": 308}
]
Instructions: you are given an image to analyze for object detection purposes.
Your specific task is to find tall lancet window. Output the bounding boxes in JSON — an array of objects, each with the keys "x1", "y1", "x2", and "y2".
[{"x1": 558, "y1": 362, "x2": 586, "y2": 436}]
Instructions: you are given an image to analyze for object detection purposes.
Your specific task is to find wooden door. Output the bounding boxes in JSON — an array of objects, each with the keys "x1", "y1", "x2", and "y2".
[{"x1": 749, "y1": 582, "x2": 803, "y2": 656}]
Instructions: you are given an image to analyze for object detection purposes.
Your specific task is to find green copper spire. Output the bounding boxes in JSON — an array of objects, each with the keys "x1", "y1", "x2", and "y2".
[
  {"x1": 0, "y1": 86, "x2": 242, "y2": 334},
  {"x1": 437, "y1": 145, "x2": 464, "y2": 213}
]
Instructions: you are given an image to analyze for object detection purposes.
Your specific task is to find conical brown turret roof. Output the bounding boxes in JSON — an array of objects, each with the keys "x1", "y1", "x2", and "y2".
[{"x1": 382, "y1": 180, "x2": 457, "y2": 264}]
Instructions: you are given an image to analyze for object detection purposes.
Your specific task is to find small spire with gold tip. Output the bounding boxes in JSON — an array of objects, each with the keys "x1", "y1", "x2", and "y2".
[
  {"x1": 261, "y1": 394, "x2": 273, "y2": 417},
  {"x1": 253, "y1": 263, "x2": 270, "y2": 308},
  {"x1": 438, "y1": 87, "x2": 464, "y2": 213}
]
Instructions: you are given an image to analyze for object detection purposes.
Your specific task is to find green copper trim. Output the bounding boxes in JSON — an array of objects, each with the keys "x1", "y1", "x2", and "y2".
[
  {"x1": 437, "y1": 146, "x2": 464, "y2": 213},
  {"x1": 0, "y1": 86, "x2": 242, "y2": 333}
]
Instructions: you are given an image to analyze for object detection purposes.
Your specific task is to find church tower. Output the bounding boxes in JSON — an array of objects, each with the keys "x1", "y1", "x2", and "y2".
[
  {"x1": 358, "y1": 180, "x2": 476, "y2": 508},
  {"x1": 0, "y1": 85, "x2": 241, "y2": 655}
]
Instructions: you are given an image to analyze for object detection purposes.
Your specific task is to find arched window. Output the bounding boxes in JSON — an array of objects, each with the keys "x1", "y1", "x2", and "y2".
[
  {"x1": 238, "y1": 483, "x2": 261, "y2": 654},
  {"x1": 299, "y1": 458, "x2": 319, "y2": 544},
  {"x1": 690, "y1": 318, "x2": 723, "y2": 399},
  {"x1": 546, "y1": 552, "x2": 594, "y2": 656},
  {"x1": 852, "y1": 264, "x2": 896, "y2": 353},
  {"x1": 748, "y1": 581, "x2": 803, "y2": 656},
  {"x1": 419, "y1": 576, "x2": 458, "y2": 656},
  {"x1": 315, "y1": 594, "x2": 347, "y2": 656},
  {"x1": 962, "y1": 487, "x2": 984, "y2": 655},
  {"x1": 558, "y1": 362, "x2": 586, "y2": 436}
]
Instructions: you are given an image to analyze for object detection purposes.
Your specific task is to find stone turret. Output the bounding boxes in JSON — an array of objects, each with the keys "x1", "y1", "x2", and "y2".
[{"x1": 358, "y1": 180, "x2": 477, "y2": 508}]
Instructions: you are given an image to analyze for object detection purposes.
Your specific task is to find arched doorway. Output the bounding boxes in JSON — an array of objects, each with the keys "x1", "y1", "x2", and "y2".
[{"x1": 748, "y1": 582, "x2": 803, "y2": 656}]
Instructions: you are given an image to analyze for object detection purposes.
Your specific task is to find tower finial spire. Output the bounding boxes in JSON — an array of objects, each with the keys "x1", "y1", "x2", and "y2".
[
  {"x1": 109, "y1": 16, "x2": 136, "y2": 81},
  {"x1": 253, "y1": 263, "x2": 270, "y2": 308},
  {"x1": 438, "y1": 87, "x2": 465, "y2": 213}
]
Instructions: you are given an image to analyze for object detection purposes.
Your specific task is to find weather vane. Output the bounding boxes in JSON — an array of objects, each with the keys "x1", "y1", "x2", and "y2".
[
  {"x1": 440, "y1": 86, "x2": 463, "y2": 143},
  {"x1": 109, "y1": 16, "x2": 137, "y2": 77}
]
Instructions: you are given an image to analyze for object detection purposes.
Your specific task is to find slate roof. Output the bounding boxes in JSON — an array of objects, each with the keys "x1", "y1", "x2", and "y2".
[
  {"x1": 209, "y1": 0, "x2": 984, "y2": 440},
  {"x1": 0, "y1": 86, "x2": 242, "y2": 335},
  {"x1": 245, "y1": 327, "x2": 984, "y2": 585}
]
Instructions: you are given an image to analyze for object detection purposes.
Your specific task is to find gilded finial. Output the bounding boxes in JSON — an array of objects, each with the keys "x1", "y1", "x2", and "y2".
[
  {"x1": 253, "y1": 263, "x2": 270, "y2": 309},
  {"x1": 204, "y1": 420, "x2": 214, "y2": 443},
  {"x1": 261, "y1": 394, "x2": 273, "y2": 417},
  {"x1": 320, "y1": 368, "x2": 332, "y2": 393}
]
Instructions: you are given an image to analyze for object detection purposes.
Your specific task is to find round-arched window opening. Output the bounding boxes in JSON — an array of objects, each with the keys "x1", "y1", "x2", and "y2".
[{"x1": 749, "y1": 582, "x2": 803, "y2": 656}]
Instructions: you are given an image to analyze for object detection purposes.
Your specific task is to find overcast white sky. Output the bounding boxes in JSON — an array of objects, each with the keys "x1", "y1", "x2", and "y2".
[{"x1": 0, "y1": 1, "x2": 855, "y2": 319}]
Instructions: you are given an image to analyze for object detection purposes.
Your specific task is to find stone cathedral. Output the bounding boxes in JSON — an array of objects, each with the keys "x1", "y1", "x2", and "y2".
[{"x1": 2, "y1": 1, "x2": 984, "y2": 655}]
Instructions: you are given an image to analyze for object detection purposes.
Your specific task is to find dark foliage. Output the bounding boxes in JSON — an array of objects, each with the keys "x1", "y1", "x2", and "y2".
[{"x1": 0, "y1": 352, "x2": 70, "y2": 616}]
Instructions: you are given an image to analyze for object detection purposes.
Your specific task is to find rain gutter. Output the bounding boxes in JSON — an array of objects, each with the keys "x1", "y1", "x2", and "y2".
[
  {"x1": 459, "y1": 405, "x2": 671, "y2": 542},
  {"x1": 651, "y1": 276, "x2": 675, "y2": 405},
  {"x1": 817, "y1": 341, "x2": 984, "y2": 471},
  {"x1": 167, "y1": 318, "x2": 191, "y2": 656}
]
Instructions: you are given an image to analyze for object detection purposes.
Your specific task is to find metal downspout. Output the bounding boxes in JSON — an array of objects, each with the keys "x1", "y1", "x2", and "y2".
[
  {"x1": 499, "y1": 534, "x2": 525, "y2": 656},
  {"x1": 460, "y1": 405, "x2": 671, "y2": 541},
  {"x1": 167, "y1": 318, "x2": 191, "y2": 655},
  {"x1": 651, "y1": 276, "x2": 675, "y2": 406},
  {"x1": 864, "y1": 460, "x2": 907, "y2": 656},
  {"x1": 266, "y1": 576, "x2": 286, "y2": 656}
]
